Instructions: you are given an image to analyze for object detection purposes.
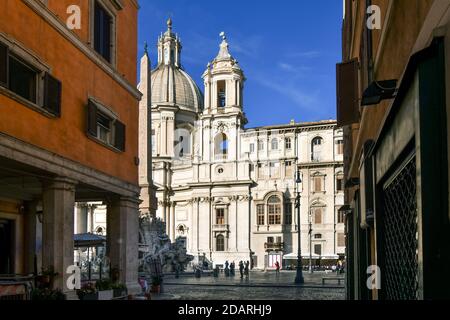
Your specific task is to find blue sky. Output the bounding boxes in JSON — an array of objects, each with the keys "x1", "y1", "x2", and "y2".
[{"x1": 138, "y1": 0, "x2": 343, "y2": 128}]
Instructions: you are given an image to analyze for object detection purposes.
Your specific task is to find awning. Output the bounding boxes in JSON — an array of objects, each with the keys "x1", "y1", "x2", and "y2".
[
  {"x1": 74, "y1": 233, "x2": 106, "y2": 248},
  {"x1": 283, "y1": 253, "x2": 339, "y2": 260}
]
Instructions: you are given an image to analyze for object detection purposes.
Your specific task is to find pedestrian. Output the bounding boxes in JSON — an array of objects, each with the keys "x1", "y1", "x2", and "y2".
[
  {"x1": 244, "y1": 260, "x2": 250, "y2": 278},
  {"x1": 239, "y1": 261, "x2": 244, "y2": 278},
  {"x1": 225, "y1": 260, "x2": 230, "y2": 277},
  {"x1": 275, "y1": 261, "x2": 280, "y2": 274},
  {"x1": 230, "y1": 261, "x2": 235, "y2": 276}
]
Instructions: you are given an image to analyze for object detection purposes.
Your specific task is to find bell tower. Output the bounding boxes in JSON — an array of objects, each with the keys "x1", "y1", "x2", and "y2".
[{"x1": 202, "y1": 32, "x2": 246, "y2": 118}]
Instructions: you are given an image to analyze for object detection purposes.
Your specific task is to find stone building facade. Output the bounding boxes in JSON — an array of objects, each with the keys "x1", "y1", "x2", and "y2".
[{"x1": 141, "y1": 21, "x2": 345, "y2": 270}]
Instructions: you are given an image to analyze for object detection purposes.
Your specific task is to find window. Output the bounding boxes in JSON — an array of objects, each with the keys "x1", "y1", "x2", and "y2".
[
  {"x1": 268, "y1": 196, "x2": 281, "y2": 225},
  {"x1": 151, "y1": 129, "x2": 156, "y2": 154},
  {"x1": 216, "y1": 234, "x2": 225, "y2": 251},
  {"x1": 312, "y1": 207, "x2": 323, "y2": 224},
  {"x1": 250, "y1": 164, "x2": 254, "y2": 172},
  {"x1": 217, "y1": 80, "x2": 226, "y2": 108},
  {"x1": 94, "y1": 1, "x2": 113, "y2": 63},
  {"x1": 314, "y1": 244, "x2": 322, "y2": 255},
  {"x1": 313, "y1": 175, "x2": 324, "y2": 193},
  {"x1": 258, "y1": 140, "x2": 265, "y2": 151},
  {"x1": 9, "y1": 55, "x2": 37, "y2": 103},
  {"x1": 267, "y1": 236, "x2": 274, "y2": 244},
  {"x1": 285, "y1": 137, "x2": 292, "y2": 150},
  {"x1": 337, "y1": 232, "x2": 345, "y2": 247},
  {"x1": 311, "y1": 137, "x2": 323, "y2": 161},
  {"x1": 0, "y1": 42, "x2": 62, "y2": 116},
  {"x1": 249, "y1": 143, "x2": 255, "y2": 153},
  {"x1": 214, "y1": 133, "x2": 228, "y2": 158},
  {"x1": 338, "y1": 233, "x2": 345, "y2": 247},
  {"x1": 216, "y1": 208, "x2": 225, "y2": 225},
  {"x1": 257, "y1": 204, "x2": 265, "y2": 225},
  {"x1": 285, "y1": 161, "x2": 293, "y2": 179},
  {"x1": 336, "y1": 173, "x2": 344, "y2": 192},
  {"x1": 97, "y1": 112, "x2": 112, "y2": 144},
  {"x1": 258, "y1": 163, "x2": 266, "y2": 178},
  {"x1": 284, "y1": 202, "x2": 292, "y2": 225},
  {"x1": 269, "y1": 162, "x2": 280, "y2": 178},
  {"x1": 314, "y1": 233, "x2": 322, "y2": 239},
  {"x1": 271, "y1": 138, "x2": 278, "y2": 150},
  {"x1": 337, "y1": 209, "x2": 345, "y2": 224},
  {"x1": 87, "y1": 99, "x2": 126, "y2": 151},
  {"x1": 336, "y1": 140, "x2": 344, "y2": 155}
]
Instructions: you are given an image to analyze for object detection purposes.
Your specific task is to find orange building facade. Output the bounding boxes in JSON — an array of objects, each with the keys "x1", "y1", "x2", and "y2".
[{"x1": 0, "y1": 0, "x2": 142, "y2": 294}]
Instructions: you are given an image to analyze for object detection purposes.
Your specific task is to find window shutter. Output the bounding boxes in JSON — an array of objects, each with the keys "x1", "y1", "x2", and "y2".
[
  {"x1": 43, "y1": 72, "x2": 62, "y2": 117},
  {"x1": 315, "y1": 208, "x2": 322, "y2": 224},
  {"x1": 0, "y1": 42, "x2": 8, "y2": 87},
  {"x1": 87, "y1": 100, "x2": 98, "y2": 136},
  {"x1": 336, "y1": 59, "x2": 359, "y2": 127},
  {"x1": 114, "y1": 120, "x2": 125, "y2": 151},
  {"x1": 315, "y1": 176, "x2": 322, "y2": 192}
]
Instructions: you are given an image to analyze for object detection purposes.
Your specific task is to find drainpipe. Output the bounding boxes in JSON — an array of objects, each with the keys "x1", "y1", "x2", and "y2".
[{"x1": 366, "y1": 0, "x2": 374, "y2": 83}]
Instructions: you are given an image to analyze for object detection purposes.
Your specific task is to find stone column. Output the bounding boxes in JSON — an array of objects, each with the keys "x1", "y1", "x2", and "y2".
[
  {"x1": 42, "y1": 177, "x2": 77, "y2": 292},
  {"x1": 24, "y1": 200, "x2": 39, "y2": 274},
  {"x1": 107, "y1": 196, "x2": 141, "y2": 294},
  {"x1": 171, "y1": 202, "x2": 176, "y2": 241},
  {"x1": 75, "y1": 203, "x2": 88, "y2": 234}
]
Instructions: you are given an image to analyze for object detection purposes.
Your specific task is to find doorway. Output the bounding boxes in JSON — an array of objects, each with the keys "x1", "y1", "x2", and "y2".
[{"x1": 0, "y1": 219, "x2": 14, "y2": 274}]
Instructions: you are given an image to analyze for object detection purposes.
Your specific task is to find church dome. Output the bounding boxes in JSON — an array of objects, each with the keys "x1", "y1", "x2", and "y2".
[
  {"x1": 151, "y1": 64, "x2": 203, "y2": 112},
  {"x1": 150, "y1": 19, "x2": 203, "y2": 113}
]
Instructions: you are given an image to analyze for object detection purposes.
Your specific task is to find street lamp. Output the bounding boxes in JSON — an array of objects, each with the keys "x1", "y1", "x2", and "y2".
[
  {"x1": 294, "y1": 170, "x2": 304, "y2": 284},
  {"x1": 309, "y1": 210, "x2": 313, "y2": 273}
]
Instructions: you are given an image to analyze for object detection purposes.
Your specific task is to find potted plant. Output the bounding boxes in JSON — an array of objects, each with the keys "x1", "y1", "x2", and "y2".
[
  {"x1": 31, "y1": 288, "x2": 66, "y2": 301},
  {"x1": 151, "y1": 275, "x2": 162, "y2": 294},
  {"x1": 77, "y1": 282, "x2": 98, "y2": 300},
  {"x1": 112, "y1": 282, "x2": 128, "y2": 298},
  {"x1": 95, "y1": 279, "x2": 113, "y2": 300},
  {"x1": 37, "y1": 266, "x2": 59, "y2": 289}
]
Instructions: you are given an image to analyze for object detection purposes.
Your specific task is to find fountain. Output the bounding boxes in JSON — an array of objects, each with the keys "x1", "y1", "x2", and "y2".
[{"x1": 138, "y1": 212, "x2": 194, "y2": 276}]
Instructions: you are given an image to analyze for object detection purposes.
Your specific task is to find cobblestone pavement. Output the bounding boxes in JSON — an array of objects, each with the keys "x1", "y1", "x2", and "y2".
[
  {"x1": 164, "y1": 270, "x2": 344, "y2": 287},
  {"x1": 153, "y1": 271, "x2": 345, "y2": 300}
]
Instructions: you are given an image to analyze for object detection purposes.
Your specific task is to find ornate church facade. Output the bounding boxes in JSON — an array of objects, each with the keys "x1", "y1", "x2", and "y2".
[{"x1": 140, "y1": 20, "x2": 345, "y2": 270}]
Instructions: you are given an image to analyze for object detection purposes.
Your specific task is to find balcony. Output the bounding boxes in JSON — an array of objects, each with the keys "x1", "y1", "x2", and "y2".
[
  {"x1": 213, "y1": 224, "x2": 229, "y2": 232},
  {"x1": 264, "y1": 242, "x2": 284, "y2": 252},
  {"x1": 215, "y1": 154, "x2": 228, "y2": 161}
]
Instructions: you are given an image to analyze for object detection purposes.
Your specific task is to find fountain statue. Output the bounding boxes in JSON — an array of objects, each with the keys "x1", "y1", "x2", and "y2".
[{"x1": 138, "y1": 212, "x2": 194, "y2": 276}]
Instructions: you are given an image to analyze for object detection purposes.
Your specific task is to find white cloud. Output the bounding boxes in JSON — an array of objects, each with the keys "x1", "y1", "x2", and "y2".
[
  {"x1": 285, "y1": 50, "x2": 321, "y2": 58},
  {"x1": 254, "y1": 76, "x2": 322, "y2": 113},
  {"x1": 277, "y1": 62, "x2": 311, "y2": 74}
]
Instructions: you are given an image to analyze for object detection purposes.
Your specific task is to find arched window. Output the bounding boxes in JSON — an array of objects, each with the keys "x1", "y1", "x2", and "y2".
[
  {"x1": 216, "y1": 234, "x2": 225, "y2": 251},
  {"x1": 311, "y1": 137, "x2": 323, "y2": 161},
  {"x1": 215, "y1": 133, "x2": 228, "y2": 159},
  {"x1": 311, "y1": 206, "x2": 324, "y2": 224},
  {"x1": 267, "y1": 195, "x2": 282, "y2": 225},
  {"x1": 314, "y1": 233, "x2": 322, "y2": 239},
  {"x1": 336, "y1": 172, "x2": 344, "y2": 192},
  {"x1": 217, "y1": 80, "x2": 226, "y2": 108},
  {"x1": 271, "y1": 138, "x2": 278, "y2": 150},
  {"x1": 174, "y1": 128, "x2": 191, "y2": 158}
]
